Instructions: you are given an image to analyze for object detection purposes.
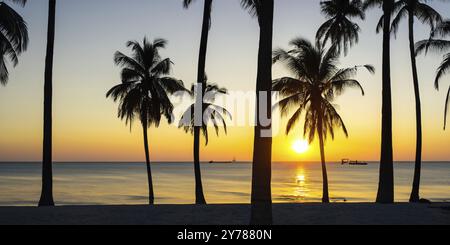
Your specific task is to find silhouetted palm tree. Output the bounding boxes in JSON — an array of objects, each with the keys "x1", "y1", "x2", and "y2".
[
  {"x1": 390, "y1": 0, "x2": 442, "y2": 203},
  {"x1": 363, "y1": 0, "x2": 395, "y2": 204},
  {"x1": 183, "y1": 0, "x2": 213, "y2": 205},
  {"x1": 179, "y1": 79, "x2": 231, "y2": 204},
  {"x1": 107, "y1": 38, "x2": 185, "y2": 205},
  {"x1": 273, "y1": 37, "x2": 374, "y2": 203},
  {"x1": 416, "y1": 20, "x2": 450, "y2": 130},
  {"x1": 38, "y1": 0, "x2": 55, "y2": 207},
  {"x1": 317, "y1": 0, "x2": 365, "y2": 55},
  {"x1": 0, "y1": 0, "x2": 28, "y2": 85},
  {"x1": 241, "y1": 0, "x2": 274, "y2": 225}
]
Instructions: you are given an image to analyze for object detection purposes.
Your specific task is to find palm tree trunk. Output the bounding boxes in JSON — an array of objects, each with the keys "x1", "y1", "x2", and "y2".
[
  {"x1": 376, "y1": 0, "x2": 395, "y2": 204},
  {"x1": 192, "y1": 0, "x2": 212, "y2": 205},
  {"x1": 408, "y1": 11, "x2": 422, "y2": 203},
  {"x1": 142, "y1": 121, "x2": 154, "y2": 205},
  {"x1": 38, "y1": 0, "x2": 56, "y2": 207},
  {"x1": 250, "y1": 0, "x2": 274, "y2": 225},
  {"x1": 193, "y1": 130, "x2": 206, "y2": 204},
  {"x1": 318, "y1": 113, "x2": 330, "y2": 203}
]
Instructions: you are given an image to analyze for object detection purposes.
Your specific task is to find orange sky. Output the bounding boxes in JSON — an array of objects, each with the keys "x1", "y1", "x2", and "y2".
[{"x1": 1, "y1": 0, "x2": 450, "y2": 162}]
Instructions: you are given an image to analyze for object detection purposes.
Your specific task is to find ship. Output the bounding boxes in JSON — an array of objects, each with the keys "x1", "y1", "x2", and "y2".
[
  {"x1": 208, "y1": 157, "x2": 236, "y2": 164},
  {"x1": 341, "y1": 159, "x2": 368, "y2": 166}
]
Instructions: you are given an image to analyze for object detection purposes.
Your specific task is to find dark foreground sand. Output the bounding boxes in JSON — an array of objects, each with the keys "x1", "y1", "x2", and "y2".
[{"x1": 1, "y1": 203, "x2": 449, "y2": 225}]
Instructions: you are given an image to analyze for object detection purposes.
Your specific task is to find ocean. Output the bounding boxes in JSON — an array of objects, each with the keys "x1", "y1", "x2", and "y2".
[{"x1": 0, "y1": 162, "x2": 449, "y2": 206}]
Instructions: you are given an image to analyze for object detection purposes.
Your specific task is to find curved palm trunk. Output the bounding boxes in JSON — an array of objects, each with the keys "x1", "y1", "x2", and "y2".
[
  {"x1": 376, "y1": 0, "x2": 394, "y2": 204},
  {"x1": 38, "y1": 0, "x2": 56, "y2": 207},
  {"x1": 193, "y1": 129, "x2": 206, "y2": 204},
  {"x1": 318, "y1": 113, "x2": 330, "y2": 203},
  {"x1": 250, "y1": 0, "x2": 274, "y2": 225},
  {"x1": 408, "y1": 11, "x2": 422, "y2": 203},
  {"x1": 192, "y1": 0, "x2": 213, "y2": 205},
  {"x1": 142, "y1": 122, "x2": 154, "y2": 205}
]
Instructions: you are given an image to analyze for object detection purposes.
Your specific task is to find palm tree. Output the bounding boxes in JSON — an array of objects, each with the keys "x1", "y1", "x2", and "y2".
[
  {"x1": 0, "y1": 0, "x2": 28, "y2": 85},
  {"x1": 316, "y1": 0, "x2": 365, "y2": 55},
  {"x1": 390, "y1": 0, "x2": 442, "y2": 203},
  {"x1": 363, "y1": 0, "x2": 395, "y2": 204},
  {"x1": 273, "y1": 37, "x2": 374, "y2": 203},
  {"x1": 416, "y1": 20, "x2": 450, "y2": 130},
  {"x1": 107, "y1": 38, "x2": 185, "y2": 205},
  {"x1": 38, "y1": 0, "x2": 56, "y2": 207},
  {"x1": 179, "y1": 79, "x2": 231, "y2": 204},
  {"x1": 183, "y1": 0, "x2": 213, "y2": 205},
  {"x1": 241, "y1": 0, "x2": 274, "y2": 225}
]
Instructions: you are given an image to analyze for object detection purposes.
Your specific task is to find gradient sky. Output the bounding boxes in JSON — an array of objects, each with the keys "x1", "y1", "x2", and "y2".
[{"x1": 0, "y1": 0, "x2": 449, "y2": 162}]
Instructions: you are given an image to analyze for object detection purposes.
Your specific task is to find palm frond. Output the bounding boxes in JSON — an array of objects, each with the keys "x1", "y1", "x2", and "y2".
[
  {"x1": 0, "y1": 0, "x2": 28, "y2": 85},
  {"x1": 286, "y1": 106, "x2": 304, "y2": 135},
  {"x1": 435, "y1": 53, "x2": 450, "y2": 90},
  {"x1": 390, "y1": 6, "x2": 408, "y2": 37},
  {"x1": 414, "y1": 2, "x2": 442, "y2": 29},
  {"x1": 240, "y1": 0, "x2": 262, "y2": 18},
  {"x1": 114, "y1": 51, "x2": 145, "y2": 74},
  {"x1": 183, "y1": 0, "x2": 195, "y2": 8},
  {"x1": 272, "y1": 77, "x2": 309, "y2": 97},
  {"x1": 416, "y1": 39, "x2": 450, "y2": 56},
  {"x1": 5, "y1": 0, "x2": 27, "y2": 7},
  {"x1": 159, "y1": 77, "x2": 187, "y2": 94}
]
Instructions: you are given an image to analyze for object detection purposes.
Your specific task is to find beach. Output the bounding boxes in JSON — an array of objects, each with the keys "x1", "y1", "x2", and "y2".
[{"x1": 1, "y1": 203, "x2": 449, "y2": 225}]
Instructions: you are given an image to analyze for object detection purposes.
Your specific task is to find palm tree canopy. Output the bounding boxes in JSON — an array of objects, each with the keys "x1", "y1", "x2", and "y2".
[
  {"x1": 179, "y1": 78, "x2": 232, "y2": 145},
  {"x1": 273, "y1": 37, "x2": 374, "y2": 143},
  {"x1": 416, "y1": 20, "x2": 450, "y2": 59},
  {"x1": 0, "y1": 0, "x2": 28, "y2": 85},
  {"x1": 107, "y1": 37, "x2": 186, "y2": 129},
  {"x1": 416, "y1": 20, "x2": 450, "y2": 129},
  {"x1": 317, "y1": 0, "x2": 365, "y2": 55},
  {"x1": 390, "y1": 0, "x2": 442, "y2": 37}
]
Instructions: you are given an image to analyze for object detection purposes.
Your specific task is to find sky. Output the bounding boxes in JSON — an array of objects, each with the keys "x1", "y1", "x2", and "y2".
[{"x1": 0, "y1": 0, "x2": 449, "y2": 162}]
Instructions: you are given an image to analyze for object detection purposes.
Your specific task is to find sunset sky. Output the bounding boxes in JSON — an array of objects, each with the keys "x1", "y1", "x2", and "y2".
[{"x1": 0, "y1": 0, "x2": 449, "y2": 162}]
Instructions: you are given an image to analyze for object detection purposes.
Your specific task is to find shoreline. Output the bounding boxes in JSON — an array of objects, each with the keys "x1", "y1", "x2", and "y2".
[{"x1": 1, "y1": 203, "x2": 449, "y2": 225}]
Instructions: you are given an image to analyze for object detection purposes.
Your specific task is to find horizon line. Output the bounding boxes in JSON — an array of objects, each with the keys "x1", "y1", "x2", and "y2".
[{"x1": 2, "y1": 160, "x2": 450, "y2": 164}]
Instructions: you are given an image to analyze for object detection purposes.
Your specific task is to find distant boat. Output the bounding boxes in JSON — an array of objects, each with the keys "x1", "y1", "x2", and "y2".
[
  {"x1": 209, "y1": 158, "x2": 236, "y2": 164},
  {"x1": 341, "y1": 159, "x2": 368, "y2": 166}
]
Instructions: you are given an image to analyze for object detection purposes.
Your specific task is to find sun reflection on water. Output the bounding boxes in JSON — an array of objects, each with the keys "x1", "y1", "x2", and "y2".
[{"x1": 294, "y1": 168, "x2": 309, "y2": 201}]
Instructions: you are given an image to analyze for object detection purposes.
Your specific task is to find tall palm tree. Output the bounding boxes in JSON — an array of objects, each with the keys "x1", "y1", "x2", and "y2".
[
  {"x1": 317, "y1": 0, "x2": 365, "y2": 55},
  {"x1": 390, "y1": 0, "x2": 442, "y2": 203},
  {"x1": 363, "y1": 0, "x2": 395, "y2": 204},
  {"x1": 273, "y1": 37, "x2": 373, "y2": 203},
  {"x1": 107, "y1": 38, "x2": 185, "y2": 205},
  {"x1": 241, "y1": 0, "x2": 274, "y2": 225},
  {"x1": 416, "y1": 20, "x2": 450, "y2": 130},
  {"x1": 0, "y1": 0, "x2": 28, "y2": 85},
  {"x1": 38, "y1": 0, "x2": 56, "y2": 207},
  {"x1": 179, "y1": 79, "x2": 231, "y2": 204},
  {"x1": 183, "y1": 0, "x2": 213, "y2": 205}
]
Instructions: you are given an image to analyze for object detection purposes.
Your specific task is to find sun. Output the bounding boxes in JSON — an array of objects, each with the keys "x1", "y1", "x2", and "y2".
[{"x1": 292, "y1": 139, "x2": 309, "y2": 154}]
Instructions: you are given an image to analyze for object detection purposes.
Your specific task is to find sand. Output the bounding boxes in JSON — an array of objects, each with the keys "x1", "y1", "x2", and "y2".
[{"x1": 0, "y1": 203, "x2": 449, "y2": 225}]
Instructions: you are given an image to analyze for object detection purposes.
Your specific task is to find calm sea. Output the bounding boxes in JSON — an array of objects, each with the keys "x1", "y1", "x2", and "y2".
[{"x1": 0, "y1": 162, "x2": 449, "y2": 206}]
